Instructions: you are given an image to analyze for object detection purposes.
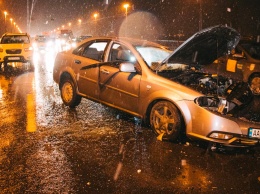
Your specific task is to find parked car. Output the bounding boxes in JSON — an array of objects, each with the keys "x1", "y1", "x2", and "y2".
[
  {"x1": 203, "y1": 39, "x2": 260, "y2": 88},
  {"x1": 0, "y1": 33, "x2": 34, "y2": 71},
  {"x1": 53, "y1": 25, "x2": 260, "y2": 147}
]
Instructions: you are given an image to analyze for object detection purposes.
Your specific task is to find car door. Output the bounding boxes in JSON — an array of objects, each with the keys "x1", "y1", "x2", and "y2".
[
  {"x1": 99, "y1": 42, "x2": 141, "y2": 114},
  {"x1": 73, "y1": 40, "x2": 109, "y2": 99}
]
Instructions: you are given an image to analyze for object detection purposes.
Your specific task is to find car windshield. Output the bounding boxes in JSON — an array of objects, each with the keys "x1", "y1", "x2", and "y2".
[
  {"x1": 1, "y1": 35, "x2": 30, "y2": 44},
  {"x1": 35, "y1": 36, "x2": 47, "y2": 42},
  {"x1": 241, "y1": 42, "x2": 260, "y2": 60},
  {"x1": 135, "y1": 46, "x2": 171, "y2": 68}
]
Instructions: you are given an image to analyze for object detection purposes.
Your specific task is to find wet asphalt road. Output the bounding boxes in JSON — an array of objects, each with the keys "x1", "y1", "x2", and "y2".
[{"x1": 1, "y1": 52, "x2": 260, "y2": 194}]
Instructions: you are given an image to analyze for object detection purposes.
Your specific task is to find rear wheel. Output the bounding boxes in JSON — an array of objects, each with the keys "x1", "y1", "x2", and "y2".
[
  {"x1": 150, "y1": 101, "x2": 182, "y2": 141},
  {"x1": 60, "y1": 78, "x2": 82, "y2": 108}
]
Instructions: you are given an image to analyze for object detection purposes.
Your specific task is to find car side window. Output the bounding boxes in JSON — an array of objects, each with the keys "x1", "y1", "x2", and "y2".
[
  {"x1": 83, "y1": 42, "x2": 108, "y2": 61},
  {"x1": 73, "y1": 41, "x2": 108, "y2": 61},
  {"x1": 108, "y1": 43, "x2": 136, "y2": 64}
]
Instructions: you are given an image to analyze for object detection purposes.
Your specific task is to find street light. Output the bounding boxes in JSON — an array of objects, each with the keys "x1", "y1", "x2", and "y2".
[
  {"x1": 123, "y1": 3, "x2": 129, "y2": 17},
  {"x1": 123, "y1": 3, "x2": 129, "y2": 36},
  {"x1": 93, "y1": 13, "x2": 98, "y2": 35},
  {"x1": 227, "y1": 7, "x2": 232, "y2": 27},
  {"x1": 78, "y1": 19, "x2": 82, "y2": 24},
  {"x1": 93, "y1": 13, "x2": 98, "y2": 21},
  {"x1": 197, "y1": 0, "x2": 202, "y2": 31},
  {"x1": 4, "y1": 11, "x2": 8, "y2": 32},
  {"x1": 10, "y1": 18, "x2": 13, "y2": 32},
  {"x1": 13, "y1": 22, "x2": 16, "y2": 33}
]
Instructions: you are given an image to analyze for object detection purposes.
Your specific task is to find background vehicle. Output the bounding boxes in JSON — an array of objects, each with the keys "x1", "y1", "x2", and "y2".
[
  {"x1": 55, "y1": 29, "x2": 74, "y2": 51},
  {"x1": 203, "y1": 39, "x2": 260, "y2": 90},
  {"x1": 53, "y1": 26, "x2": 260, "y2": 147},
  {"x1": 75, "y1": 35, "x2": 93, "y2": 43},
  {"x1": 33, "y1": 35, "x2": 54, "y2": 52},
  {"x1": 0, "y1": 33, "x2": 34, "y2": 71}
]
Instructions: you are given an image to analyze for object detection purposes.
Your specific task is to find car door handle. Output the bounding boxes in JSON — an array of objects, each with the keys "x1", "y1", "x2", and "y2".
[
  {"x1": 74, "y1": 60, "x2": 81, "y2": 64},
  {"x1": 101, "y1": 69, "x2": 110, "y2": 74}
]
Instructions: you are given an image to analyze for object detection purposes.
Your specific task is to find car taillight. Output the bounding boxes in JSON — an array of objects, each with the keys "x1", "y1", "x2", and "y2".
[{"x1": 24, "y1": 47, "x2": 33, "y2": 52}]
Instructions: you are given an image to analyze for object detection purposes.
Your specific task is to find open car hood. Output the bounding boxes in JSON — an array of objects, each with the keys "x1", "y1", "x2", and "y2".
[{"x1": 162, "y1": 25, "x2": 240, "y2": 66}]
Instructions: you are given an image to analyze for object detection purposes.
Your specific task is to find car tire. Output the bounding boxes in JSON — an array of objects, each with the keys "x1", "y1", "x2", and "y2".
[
  {"x1": 3, "y1": 61, "x2": 8, "y2": 71},
  {"x1": 60, "y1": 78, "x2": 82, "y2": 108},
  {"x1": 28, "y1": 61, "x2": 35, "y2": 71},
  {"x1": 150, "y1": 101, "x2": 182, "y2": 141},
  {"x1": 248, "y1": 72, "x2": 260, "y2": 95}
]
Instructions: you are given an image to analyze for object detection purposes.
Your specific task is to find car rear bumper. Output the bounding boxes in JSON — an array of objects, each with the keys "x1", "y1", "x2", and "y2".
[{"x1": 1, "y1": 55, "x2": 32, "y2": 63}]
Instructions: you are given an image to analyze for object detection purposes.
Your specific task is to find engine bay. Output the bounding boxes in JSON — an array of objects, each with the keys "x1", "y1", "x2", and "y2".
[
  {"x1": 158, "y1": 67, "x2": 260, "y2": 122},
  {"x1": 170, "y1": 71, "x2": 232, "y2": 96}
]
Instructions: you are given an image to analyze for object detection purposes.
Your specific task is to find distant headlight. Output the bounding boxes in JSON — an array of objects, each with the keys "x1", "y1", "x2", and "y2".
[
  {"x1": 24, "y1": 46, "x2": 33, "y2": 52},
  {"x1": 71, "y1": 42, "x2": 76, "y2": 47},
  {"x1": 209, "y1": 132, "x2": 234, "y2": 140},
  {"x1": 47, "y1": 41, "x2": 53, "y2": 47},
  {"x1": 32, "y1": 42, "x2": 37, "y2": 48}
]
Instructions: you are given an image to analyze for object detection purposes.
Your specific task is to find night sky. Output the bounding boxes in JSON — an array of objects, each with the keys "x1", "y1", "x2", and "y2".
[{"x1": 1, "y1": 0, "x2": 259, "y2": 39}]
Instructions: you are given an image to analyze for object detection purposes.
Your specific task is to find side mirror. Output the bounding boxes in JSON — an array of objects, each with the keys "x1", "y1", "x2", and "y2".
[{"x1": 119, "y1": 62, "x2": 136, "y2": 73}]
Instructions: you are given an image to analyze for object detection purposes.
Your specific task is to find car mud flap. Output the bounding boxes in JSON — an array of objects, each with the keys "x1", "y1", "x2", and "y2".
[{"x1": 157, "y1": 132, "x2": 171, "y2": 141}]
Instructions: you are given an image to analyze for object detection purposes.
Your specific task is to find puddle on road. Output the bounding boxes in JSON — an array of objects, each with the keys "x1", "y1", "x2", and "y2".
[{"x1": 25, "y1": 137, "x2": 77, "y2": 193}]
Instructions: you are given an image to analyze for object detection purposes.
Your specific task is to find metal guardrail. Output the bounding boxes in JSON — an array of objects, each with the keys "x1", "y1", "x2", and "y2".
[{"x1": 156, "y1": 40, "x2": 184, "y2": 50}]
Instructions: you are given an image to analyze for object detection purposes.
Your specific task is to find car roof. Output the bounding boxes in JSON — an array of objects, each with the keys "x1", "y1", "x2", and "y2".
[
  {"x1": 81, "y1": 36, "x2": 168, "y2": 49},
  {"x1": 2, "y1": 33, "x2": 29, "y2": 37}
]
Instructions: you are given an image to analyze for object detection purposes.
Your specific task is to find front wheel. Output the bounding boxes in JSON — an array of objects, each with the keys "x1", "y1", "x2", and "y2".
[
  {"x1": 248, "y1": 72, "x2": 260, "y2": 95},
  {"x1": 60, "y1": 78, "x2": 82, "y2": 108},
  {"x1": 150, "y1": 101, "x2": 182, "y2": 141}
]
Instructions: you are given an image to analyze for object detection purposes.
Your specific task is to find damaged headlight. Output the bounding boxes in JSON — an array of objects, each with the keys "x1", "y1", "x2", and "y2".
[{"x1": 195, "y1": 96, "x2": 236, "y2": 114}]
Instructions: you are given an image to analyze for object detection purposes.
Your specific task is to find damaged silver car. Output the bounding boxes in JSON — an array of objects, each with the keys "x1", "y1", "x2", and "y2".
[{"x1": 53, "y1": 25, "x2": 260, "y2": 147}]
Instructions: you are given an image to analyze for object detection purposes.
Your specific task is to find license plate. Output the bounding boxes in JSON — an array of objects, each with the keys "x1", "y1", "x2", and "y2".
[
  {"x1": 8, "y1": 57, "x2": 20, "y2": 60},
  {"x1": 248, "y1": 128, "x2": 260, "y2": 139}
]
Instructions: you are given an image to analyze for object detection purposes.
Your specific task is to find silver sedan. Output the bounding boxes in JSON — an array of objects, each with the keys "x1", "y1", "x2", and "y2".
[{"x1": 53, "y1": 25, "x2": 260, "y2": 147}]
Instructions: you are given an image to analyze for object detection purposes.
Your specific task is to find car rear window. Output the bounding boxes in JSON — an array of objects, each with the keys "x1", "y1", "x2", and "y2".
[
  {"x1": 241, "y1": 43, "x2": 260, "y2": 60},
  {"x1": 1, "y1": 35, "x2": 30, "y2": 44}
]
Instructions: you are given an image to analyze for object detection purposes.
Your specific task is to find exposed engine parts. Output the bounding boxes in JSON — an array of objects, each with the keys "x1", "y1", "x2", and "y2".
[
  {"x1": 162, "y1": 70, "x2": 259, "y2": 122},
  {"x1": 170, "y1": 71, "x2": 233, "y2": 96}
]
